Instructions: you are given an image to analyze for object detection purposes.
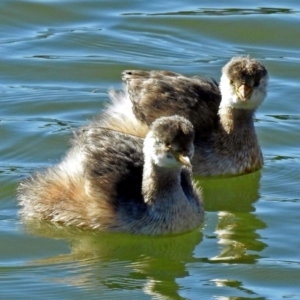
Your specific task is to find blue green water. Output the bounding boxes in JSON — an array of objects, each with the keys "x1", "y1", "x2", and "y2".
[{"x1": 1, "y1": 1, "x2": 300, "y2": 299}]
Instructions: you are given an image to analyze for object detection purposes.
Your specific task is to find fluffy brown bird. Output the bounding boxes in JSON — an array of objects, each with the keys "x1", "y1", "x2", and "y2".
[
  {"x1": 18, "y1": 116, "x2": 204, "y2": 235},
  {"x1": 99, "y1": 56, "x2": 268, "y2": 176}
]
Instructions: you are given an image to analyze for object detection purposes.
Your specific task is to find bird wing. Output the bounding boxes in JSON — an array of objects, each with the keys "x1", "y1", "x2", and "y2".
[
  {"x1": 122, "y1": 70, "x2": 221, "y2": 133},
  {"x1": 78, "y1": 126, "x2": 145, "y2": 210}
]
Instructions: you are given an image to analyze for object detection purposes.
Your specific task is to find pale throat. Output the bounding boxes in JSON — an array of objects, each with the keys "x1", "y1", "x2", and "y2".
[
  {"x1": 142, "y1": 153, "x2": 182, "y2": 204},
  {"x1": 218, "y1": 105, "x2": 256, "y2": 133}
]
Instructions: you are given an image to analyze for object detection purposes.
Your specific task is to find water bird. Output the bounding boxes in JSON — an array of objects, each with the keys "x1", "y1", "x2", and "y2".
[
  {"x1": 18, "y1": 115, "x2": 204, "y2": 235},
  {"x1": 100, "y1": 56, "x2": 268, "y2": 176}
]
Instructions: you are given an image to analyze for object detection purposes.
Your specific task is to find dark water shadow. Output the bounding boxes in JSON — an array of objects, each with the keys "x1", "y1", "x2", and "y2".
[{"x1": 123, "y1": 7, "x2": 295, "y2": 17}]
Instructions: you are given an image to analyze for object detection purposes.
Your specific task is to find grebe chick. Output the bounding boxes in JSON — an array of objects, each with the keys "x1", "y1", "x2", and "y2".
[
  {"x1": 18, "y1": 116, "x2": 204, "y2": 235},
  {"x1": 100, "y1": 56, "x2": 268, "y2": 176}
]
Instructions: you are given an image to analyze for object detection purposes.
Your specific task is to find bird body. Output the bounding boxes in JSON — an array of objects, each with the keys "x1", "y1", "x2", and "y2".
[
  {"x1": 18, "y1": 116, "x2": 203, "y2": 235},
  {"x1": 99, "y1": 56, "x2": 268, "y2": 176}
]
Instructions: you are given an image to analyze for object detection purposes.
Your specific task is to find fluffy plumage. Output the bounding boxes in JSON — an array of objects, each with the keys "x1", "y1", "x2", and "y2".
[
  {"x1": 99, "y1": 56, "x2": 268, "y2": 176},
  {"x1": 18, "y1": 116, "x2": 203, "y2": 235}
]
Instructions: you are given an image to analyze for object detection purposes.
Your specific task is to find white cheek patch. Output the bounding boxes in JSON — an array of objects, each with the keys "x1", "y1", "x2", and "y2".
[
  {"x1": 219, "y1": 75, "x2": 236, "y2": 107},
  {"x1": 220, "y1": 74, "x2": 268, "y2": 110},
  {"x1": 253, "y1": 75, "x2": 268, "y2": 104},
  {"x1": 154, "y1": 152, "x2": 181, "y2": 168},
  {"x1": 143, "y1": 135, "x2": 181, "y2": 168}
]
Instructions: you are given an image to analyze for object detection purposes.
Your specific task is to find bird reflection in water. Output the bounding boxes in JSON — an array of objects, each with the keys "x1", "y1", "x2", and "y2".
[
  {"x1": 195, "y1": 170, "x2": 267, "y2": 263},
  {"x1": 21, "y1": 171, "x2": 266, "y2": 299},
  {"x1": 22, "y1": 221, "x2": 203, "y2": 299}
]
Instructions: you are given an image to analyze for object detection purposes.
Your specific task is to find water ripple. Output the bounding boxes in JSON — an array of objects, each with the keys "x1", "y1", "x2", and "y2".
[{"x1": 123, "y1": 7, "x2": 299, "y2": 17}]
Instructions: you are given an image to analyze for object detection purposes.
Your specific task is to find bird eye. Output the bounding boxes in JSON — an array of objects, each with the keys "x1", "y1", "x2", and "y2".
[
  {"x1": 254, "y1": 80, "x2": 260, "y2": 87},
  {"x1": 229, "y1": 80, "x2": 234, "y2": 85}
]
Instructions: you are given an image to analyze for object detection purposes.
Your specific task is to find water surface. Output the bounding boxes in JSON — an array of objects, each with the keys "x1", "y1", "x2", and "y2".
[{"x1": 1, "y1": 1, "x2": 300, "y2": 299}]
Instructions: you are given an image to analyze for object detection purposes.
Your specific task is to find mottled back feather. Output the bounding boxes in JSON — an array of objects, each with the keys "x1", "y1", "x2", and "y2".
[{"x1": 122, "y1": 70, "x2": 221, "y2": 134}]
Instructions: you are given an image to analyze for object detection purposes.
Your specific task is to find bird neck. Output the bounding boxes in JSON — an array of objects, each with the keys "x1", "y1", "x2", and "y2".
[
  {"x1": 142, "y1": 158, "x2": 183, "y2": 205},
  {"x1": 218, "y1": 106, "x2": 255, "y2": 134}
]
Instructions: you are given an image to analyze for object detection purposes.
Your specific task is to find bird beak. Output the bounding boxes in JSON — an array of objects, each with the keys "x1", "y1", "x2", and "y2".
[
  {"x1": 169, "y1": 148, "x2": 192, "y2": 167},
  {"x1": 174, "y1": 153, "x2": 192, "y2": 167},
  {"x1": 236, "y1": 84, "x2": 253, "y2": 101}
]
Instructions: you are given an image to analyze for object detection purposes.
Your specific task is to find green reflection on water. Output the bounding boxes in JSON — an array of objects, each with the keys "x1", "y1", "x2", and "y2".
[
  {"x1": 17, "y1": 171, "x2": 268, "y2": 298},
  {"x1": 196, "y1": 171, "x2": 267, "y2": 263},
  {"x1": 21, "y1": 221, "x2": 203, "y2": 300}
]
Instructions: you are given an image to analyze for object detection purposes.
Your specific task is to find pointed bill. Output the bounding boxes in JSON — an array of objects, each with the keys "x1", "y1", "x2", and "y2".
[
  {"x1": 177, "y1": 154, "x2": 192, "y2": 167},
  {"x1": 236, "y1": 84, "x2": 253, "y2": 101}
]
